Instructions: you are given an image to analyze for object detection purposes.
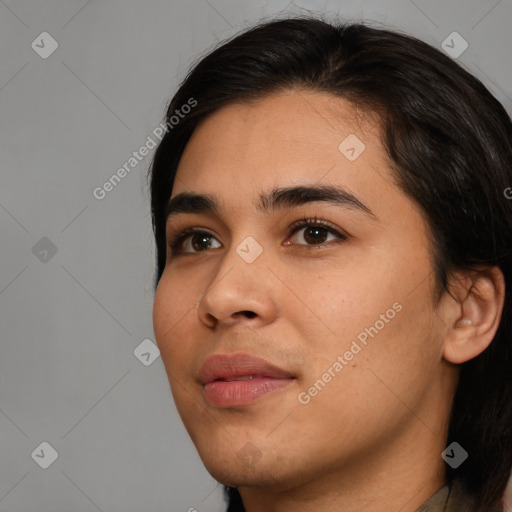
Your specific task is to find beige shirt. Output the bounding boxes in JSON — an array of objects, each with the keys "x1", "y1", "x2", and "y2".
[{"x1": 416, "y1": 480, "x2": 501, "y2": 512}]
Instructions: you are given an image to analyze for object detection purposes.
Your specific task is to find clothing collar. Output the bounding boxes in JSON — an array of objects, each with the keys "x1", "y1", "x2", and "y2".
[{"x1": 415, "y1": 480, "x2": 498, "y2": 512}]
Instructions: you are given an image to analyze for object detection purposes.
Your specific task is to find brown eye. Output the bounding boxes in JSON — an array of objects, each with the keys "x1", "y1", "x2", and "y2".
[
  {"x1": 189, "y1": 233, "x2": 216, "y2": 251},
  {"x1": 287, "y1": 220, "x2": 347, "y2": 246},
  {"x1": 302, "y1": 226, "x2": 329, "y2": 244},
  {"x1": 168, "y1": 229, "x2": 221, "y2": 254}
]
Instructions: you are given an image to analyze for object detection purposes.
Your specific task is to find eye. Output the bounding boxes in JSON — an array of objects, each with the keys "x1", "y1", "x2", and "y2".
[
  {"x1": 168, "y1": 228, "x2": 221, "y2": 254},
  {"x1": 285, "y1": 218, "x2": 347, "y2": 246}
]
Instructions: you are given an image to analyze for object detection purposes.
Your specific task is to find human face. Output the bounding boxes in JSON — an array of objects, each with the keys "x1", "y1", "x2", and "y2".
[{"x1": 152, "y1": 91, "x2": 454, "y2": 497}]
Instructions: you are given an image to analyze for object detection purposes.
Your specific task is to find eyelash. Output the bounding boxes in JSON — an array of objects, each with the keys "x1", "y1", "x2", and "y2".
[{"x1": 167, "y1": 216, "x2": 347, "y2": 255}]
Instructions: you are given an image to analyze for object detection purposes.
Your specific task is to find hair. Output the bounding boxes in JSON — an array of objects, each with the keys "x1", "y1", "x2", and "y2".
[{"x1": 148, "y1": 15, "x2": 512, "y2": 512}]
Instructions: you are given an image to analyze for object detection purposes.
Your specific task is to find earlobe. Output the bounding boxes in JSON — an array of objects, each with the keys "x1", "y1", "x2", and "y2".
[{"x1": 442, "y1": 266, "x2": 505, "y2": 365}]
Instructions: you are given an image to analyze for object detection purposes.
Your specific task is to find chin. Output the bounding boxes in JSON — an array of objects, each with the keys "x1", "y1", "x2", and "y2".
[
  {"x1": 197, "y1": 440, "x2": 311, "y2": 493},
  {"x1": 201, "y1": 457, "x2": 272, "y2": 488},
  {"x1": 191, "y1": 435, "x2": 272, "y2": 483}
]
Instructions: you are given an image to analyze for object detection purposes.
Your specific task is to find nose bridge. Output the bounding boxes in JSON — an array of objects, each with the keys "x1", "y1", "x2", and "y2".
[
  {"x1": 203, "y1": 234, "x2": 266, "y2": 301},
  {"x1": 197, "y1": 232, "x2": 275, "y2": 325}
]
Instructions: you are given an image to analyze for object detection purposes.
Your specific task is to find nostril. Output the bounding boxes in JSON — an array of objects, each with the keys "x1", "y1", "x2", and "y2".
[{"x1": 241, "y1": 311, "x2": 257, "y2": 319}]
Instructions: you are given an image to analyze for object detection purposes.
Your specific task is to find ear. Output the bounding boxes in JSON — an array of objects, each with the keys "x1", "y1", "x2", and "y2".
[{"x1": 441, "y1": 266, "x2": 505, "y2": 365}]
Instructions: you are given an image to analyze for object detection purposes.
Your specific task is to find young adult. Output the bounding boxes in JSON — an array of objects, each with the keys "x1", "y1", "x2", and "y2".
[{"x1": 149, "y1": 17, "x2": 512, "y2": 512}]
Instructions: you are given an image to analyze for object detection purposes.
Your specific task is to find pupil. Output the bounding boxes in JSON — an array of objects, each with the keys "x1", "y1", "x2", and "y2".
[
  {"x1": 304, "y1": 227, "x2": 327, "y2": 244},
  {"x1": 192, "y1": 234, "x2": 211, "y2": 251}
]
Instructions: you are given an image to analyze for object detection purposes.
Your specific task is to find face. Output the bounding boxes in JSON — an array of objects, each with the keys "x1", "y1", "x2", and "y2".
[{"x1": 153, "y1": 90, "x2": 454, "y2": 492}]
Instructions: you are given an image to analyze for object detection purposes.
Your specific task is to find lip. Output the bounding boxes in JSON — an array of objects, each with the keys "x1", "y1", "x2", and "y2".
[{"x1": 198, "y1": 353, "x2": 296, "y2": 407}]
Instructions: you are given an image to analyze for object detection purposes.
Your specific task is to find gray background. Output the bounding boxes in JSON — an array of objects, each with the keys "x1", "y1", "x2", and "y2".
[{"x1": 1, "y1": 0, "x2": 511, "y2": 511}]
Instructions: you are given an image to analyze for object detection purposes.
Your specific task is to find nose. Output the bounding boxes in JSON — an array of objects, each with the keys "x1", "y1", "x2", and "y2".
[{"x1": 196, "y1": 245, "x2": 279, "y2": 329}]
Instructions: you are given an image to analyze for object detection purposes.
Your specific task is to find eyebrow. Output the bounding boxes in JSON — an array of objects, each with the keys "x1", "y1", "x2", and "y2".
[{"x1": 165, "y1": 185, "x2": 377, "y2": 222}]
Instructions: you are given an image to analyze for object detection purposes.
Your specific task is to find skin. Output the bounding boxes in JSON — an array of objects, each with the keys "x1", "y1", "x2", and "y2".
[{"x1": 152, "y1": 90, "x2": 504, "y2": 512}]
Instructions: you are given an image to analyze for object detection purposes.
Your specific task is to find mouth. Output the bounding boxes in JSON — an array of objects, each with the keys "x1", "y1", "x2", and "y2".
[
  {"x1": 198, "y1": 353, "x2": 296, "y2": 407},
  {"x1": 219, "y1": 375, "x2": 257, "y2": 382}
]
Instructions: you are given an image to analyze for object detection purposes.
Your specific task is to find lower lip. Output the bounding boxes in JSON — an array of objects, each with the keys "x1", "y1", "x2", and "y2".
[{"x1": 203, "y1": 378, "x2": 294, "y2": 407}]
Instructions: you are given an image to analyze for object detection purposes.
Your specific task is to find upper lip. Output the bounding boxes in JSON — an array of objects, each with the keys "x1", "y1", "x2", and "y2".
[{"x1": 198, "y1": 353, "x2": 295, "y2": 385}]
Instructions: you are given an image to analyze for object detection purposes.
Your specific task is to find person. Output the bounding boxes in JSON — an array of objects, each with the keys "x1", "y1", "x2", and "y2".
[{"x1": 148, "y1": 15, "x2": 512, "y2": 512}]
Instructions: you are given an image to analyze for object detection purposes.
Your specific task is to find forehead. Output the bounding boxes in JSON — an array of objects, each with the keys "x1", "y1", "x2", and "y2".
[{"x1": 173, "y1": 90, "x2": 385, "y2": 195}]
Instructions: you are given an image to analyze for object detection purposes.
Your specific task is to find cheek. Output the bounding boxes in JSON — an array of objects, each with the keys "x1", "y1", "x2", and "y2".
[
  {"x1": 296, "y1": 265, "x2": 390, "y2": 345},
  {"x1": 152, "y1": 271, "x2": 200, "y2": 367},
  {"x1": 293, "y1": 302, "x2": 437, "y2": 448},
  {"x1": 299, "y1": 259, "x2": 438, "y2": 403}
]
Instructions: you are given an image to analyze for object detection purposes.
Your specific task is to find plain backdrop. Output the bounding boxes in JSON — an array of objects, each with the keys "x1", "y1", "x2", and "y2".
[{"x1": 1, "y1": 1, "x2": 511, "y2": 511}]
